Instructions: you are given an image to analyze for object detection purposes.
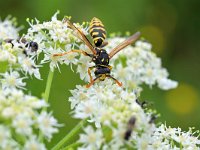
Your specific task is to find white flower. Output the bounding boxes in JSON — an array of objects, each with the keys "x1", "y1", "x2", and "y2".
[
  {"x1": 37, "y1": 111, "x2": 60, "y2": 140},
  {"x1": 12, "y1": 114, "x2": 33, "y2": 136},
  {"x1": 79, "y1": 126, "x2": 104, "y2": 150},
  {"x1": 108, "y1": 125, "x2": 127, "y2": 149},
  {"x1": 1, "y1": 140, "x2": 19, "y2": 150},
  {"x1": 25, "y1": 97, "x2": 48, "y2": 109},
  {"x1": 41, "y1": 46, "x2": 64, "y2": 71},
  {"x1": 18, "y1": 55, "x2": 41, "y2": 79},
  {"x1": 157, "y1": 78, "x2": 178, "y2": 90},
  {"x1": 0, "y1": 16, "x2": 20, "y2": 40},
  {"x1": 0, "y1": 70, "x2": 26, "y2": 89},
  {"x1": 0, "y1": 125, "x2": 11, "y2": 148},
  {"x1": 24, "y1": 136, "x2": 46, "y2": 150},
  {"x1": 135, "y1": 40, "x2": 152, "y2": 50},
  {"x1": 73, "y1": 100, "x2": 97, "y2": 119},
  {"x1": 76, "y1": 53, "x2": 93, "y2": 81},
  {"x1": 0, "y1": 43, "x2": 17, "y2": 63},
  {"x1": 62, "y1": 44, "x2": 79, "y2": 65}
]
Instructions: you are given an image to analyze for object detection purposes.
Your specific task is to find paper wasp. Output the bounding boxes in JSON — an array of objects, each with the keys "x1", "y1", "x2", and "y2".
[{"x1": 53, "y1": 17, "x2": 140, "y2": 88}]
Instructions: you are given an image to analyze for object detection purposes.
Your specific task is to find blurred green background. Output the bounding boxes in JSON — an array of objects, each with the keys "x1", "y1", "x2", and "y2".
[{"x1": 1, "y1": 0, "x2": 200, "y2": 148}]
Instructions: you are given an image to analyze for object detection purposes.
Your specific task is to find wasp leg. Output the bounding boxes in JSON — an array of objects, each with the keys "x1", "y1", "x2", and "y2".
[
  {"x1": 88, "y1": 66, "x2": 95, "y2": 83},
  {"x1": 53, "y1": 49, "x2": 92, "y2": 57},
  {"x1": 85, "y1": 77, "x2": 99, "y2": 88},
  {"x1": 106, "y1": 75, "x2": 122, "y2": 87}
]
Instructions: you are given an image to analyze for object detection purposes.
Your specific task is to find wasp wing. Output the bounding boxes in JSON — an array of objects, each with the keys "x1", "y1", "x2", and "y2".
[
  {"x1": 63, "y1": 18, "x2": 96, "y2": 54},
  {"x1": 109, "y1": 32, "x2": 140, "y2": 59}
]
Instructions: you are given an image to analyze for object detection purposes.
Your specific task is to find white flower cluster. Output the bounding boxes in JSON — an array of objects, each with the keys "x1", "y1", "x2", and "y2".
[
  {"x1": 0, "y1": 16, "x2": 60, "y2": 149},
  {"x1": 107, "y1": 39, "x2": 178, "y2": 90},
  {"x1": 134, "y1": 124, "x2": 200, "y2": 150},
  {"x1": 0, "y1": 88, "x2": 60, "y2": 149},
  {"x1": 69, "y1": 82, "x2": 155, "y2": 149},
  {"x1": 70, "y1": 84, "x2": 200, "y2": 150},
  {"x1": 24, "y1": 11, "x2": 90, "y2": 71},
  {"x1": 0, "y1": 16, "x2": 20, "y2": 40},
  {"x1": 0, "y1": 40, "x2": 41, "y2": 79}
]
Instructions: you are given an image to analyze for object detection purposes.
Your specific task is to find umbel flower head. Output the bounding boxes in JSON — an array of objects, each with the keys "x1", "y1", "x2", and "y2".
[
  {"x1": 69, "y1": 82, "x2": 153, "y2": 149},
  {"x1": 0, "y1": 15, "x2": 60, "y2": 150},
  {"x1": 69, "y1": 83, "x2": 200, "y2": 149},
  {"x1": 0, "y1": 88, "x2": 60, "y2": 149}
]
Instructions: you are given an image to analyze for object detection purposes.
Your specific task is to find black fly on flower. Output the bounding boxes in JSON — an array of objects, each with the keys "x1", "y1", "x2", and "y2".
[
  {"x1": 3, "y1": 38, "x2": 38, "y2": 56},
  {"x1": 53, "y1": 17, "x2": 140, "y2": 88},
  {"x1": 124, "y1": 116, "x2": 136, "y2": 141}
]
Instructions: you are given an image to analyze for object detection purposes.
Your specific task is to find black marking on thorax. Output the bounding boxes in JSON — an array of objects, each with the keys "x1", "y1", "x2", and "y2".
[{"x1": 92, "y1": 48, "x2": 109, "y2": 66}]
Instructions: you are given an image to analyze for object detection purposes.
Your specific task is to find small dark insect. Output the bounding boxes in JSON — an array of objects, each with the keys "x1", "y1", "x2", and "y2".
[
  {"x1": 136, "y1": 99, "x2": 148, "y2": 108},
  {"x1": 3, "y1": 38, "x2": 38, "y2": 56},
  {"x1": 135, "y1": 99, "x2": 157, "y2": 124},
  {"x1": 149, "y1": 114, "x2": 157, "y2": 124},
  {"x1": 25, "y1": 41, "x2": 39, "y2": 52},
  {"x1": 53, "y1": 17, "x2": 140, "y2": 88},
  {"x1": 124, "y1": 116, "x2": 136, "y2": 140}
]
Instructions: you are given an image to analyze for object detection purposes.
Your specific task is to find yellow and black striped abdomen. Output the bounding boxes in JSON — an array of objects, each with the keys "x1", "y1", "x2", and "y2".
[{"x1": 89, "y1": 17, "x2": 106, "y2": 47}]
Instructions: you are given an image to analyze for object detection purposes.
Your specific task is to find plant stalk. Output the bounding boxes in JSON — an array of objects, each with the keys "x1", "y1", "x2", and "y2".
[
  {"x1": 39, "y1": 69, "x2": 54, "y2": 141},
  {"x1": 61, "y1": 142, "x2": 81, "y2": 150},
  {"x1": 44, "y1": 69, "x2": 54, "y2": 104},
  {"x1": 52, "y1": 119, "x2": 86, "y2": 150}
]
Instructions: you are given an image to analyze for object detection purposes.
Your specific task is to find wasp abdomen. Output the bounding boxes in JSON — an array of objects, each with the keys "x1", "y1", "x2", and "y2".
[{"x1": 89, "y1": 17, "x2": 106, "y2": 47}]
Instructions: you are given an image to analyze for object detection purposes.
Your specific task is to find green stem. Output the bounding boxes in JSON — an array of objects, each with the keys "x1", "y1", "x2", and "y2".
[
  {"x1": 61, "y1": 142, "x2": 81, "y2": 150},
  {"x1": 44, "y1": 69, "x2": 54, "y2": 103},
  {"x1": 52, "y1": 119, "x2": 86, "y2": 150},
  {"x1": 180, "y1": 143, "x2": 183, "y2": 150},
  {"x1": 39, "y1": 69, "x2": 54, "y2": 141}
]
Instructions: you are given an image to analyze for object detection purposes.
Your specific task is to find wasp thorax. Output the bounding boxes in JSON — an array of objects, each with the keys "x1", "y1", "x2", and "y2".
[{"x1": 89, "y1": 17, "x2": 106, "y2": 47}]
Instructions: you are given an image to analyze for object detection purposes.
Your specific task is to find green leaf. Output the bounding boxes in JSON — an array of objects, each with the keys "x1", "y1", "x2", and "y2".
[{"x1": 0, "y1": 61, "x2": 8, "y2": 73}]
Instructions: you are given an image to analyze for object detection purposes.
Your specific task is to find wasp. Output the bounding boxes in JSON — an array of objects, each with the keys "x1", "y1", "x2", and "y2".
[
  {"x1": 3, "y1": 38, "x2": 38, "y2": 56},
  {"x1": 124, "y1": 116, "x2": 136, "y2": 140},
  {"x1": 53, "y1": 17, "x2": 140, "y2": 88}
]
